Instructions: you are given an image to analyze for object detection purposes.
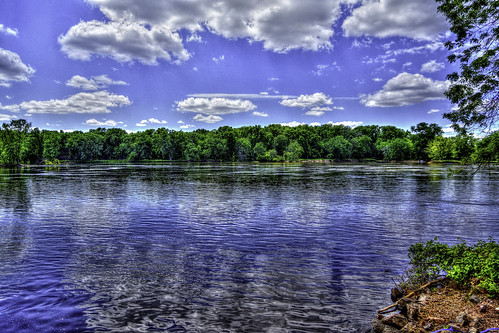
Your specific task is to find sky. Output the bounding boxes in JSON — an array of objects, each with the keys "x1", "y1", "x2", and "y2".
[{"x1": 0, "y1": 0, "x2": 458, "y2": 134}]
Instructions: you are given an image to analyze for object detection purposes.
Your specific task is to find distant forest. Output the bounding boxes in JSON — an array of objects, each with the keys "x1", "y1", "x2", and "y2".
[{"x1": 0, "y1": 119, "x2": 498, "y2": 166}]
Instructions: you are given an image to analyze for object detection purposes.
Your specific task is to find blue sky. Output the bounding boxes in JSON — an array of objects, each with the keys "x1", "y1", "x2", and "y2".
[{"x1": 0, "y1": 0, "x2": 457, "y2": 133}]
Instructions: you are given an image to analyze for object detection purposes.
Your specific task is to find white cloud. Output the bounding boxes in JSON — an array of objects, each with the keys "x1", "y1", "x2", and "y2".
[
  {"x1": 0, "y1": 113, "x2": 18, "y2": 121},
  {"x1": 59, "y1": 20, "x2": 190, "y2": 65},
  {"x1": 443, "y1": 125, "x2": 455, "y2": 135},
  {"x1": 305, "y1": 106, "x2": 333, "y2": 117},
  {"x1": 328, "y1": 121, "x2": 363, "y2": 128},
  {"x1": 309, "y1": 122, "x2": 322, "y2": 127},
  {"x1": 0, "y1": 24, "x2": 18, "y2": 37},
  {"x1": 343, "y1": 0, "x2": 449, "y2": 40},
  {"x1": 373, "y1": 78, "x2": 383, "y2": 82},
  {"x1": 186, "y1": 34, "x2": 203, "y2": 43},
  {"x1": 421, "y1": 60, "x2": 445, "y2": 73},
  {"x1": 361, "y1": 72, "x2": 449, "y2": 107},
  {"x1": 281, "y1": 121, "x2": 305, "y2": 127},
  {"x1": 66, "y1": 74, "x2": 128, "y2": 90},
  {"x1": 0, "y1": 48, "x2": 35, "y2": 87},
  {"x1": 253, "y1": 111, "x2": 269, "y2": 117},
  {"x1": 428, "y1": 109, "x2": 440, "y2": 114},
  {"x1": 280, "y1": 92, "x2": 333, "y2": 109},
  {"x1": 177, "y1": 97, "x2": 256, "y2": 115},
  {"x1": 212, "y1": 55, "x2": 224, "y2": 63},
  {"x1": 83, "y1": 0, "x2": 345, "y2": 53},
  {"x1": 193, "y1": 114, "x2": 223, "y2": 123},
  {"x1": 5, "y1": 95, "x2": 12, "y2": 100},
  {"x1": 85, "y1": 119, "x2": 121, "y2": 127},
  {"x1": 136, "y1": 118, "x2": 167, "y2": 126},
  {"x1": 1, "y1": 91, "x2": 131, "y2": 114}
]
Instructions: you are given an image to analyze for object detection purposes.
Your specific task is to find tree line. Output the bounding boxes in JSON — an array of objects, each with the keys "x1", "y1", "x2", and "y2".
[{"x1": 0, "y1": 119, "x2": 497, "y2": 166}]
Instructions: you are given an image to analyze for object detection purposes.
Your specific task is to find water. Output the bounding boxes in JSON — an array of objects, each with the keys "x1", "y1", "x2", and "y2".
[{"x1": 0, "y1": 163, "x2": 498, "y2": 332}]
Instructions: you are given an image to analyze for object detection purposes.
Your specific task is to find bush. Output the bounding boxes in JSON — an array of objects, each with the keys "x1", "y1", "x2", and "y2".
[{"x1": 399, "y1": 238, "x2": 499, "y2": 297}]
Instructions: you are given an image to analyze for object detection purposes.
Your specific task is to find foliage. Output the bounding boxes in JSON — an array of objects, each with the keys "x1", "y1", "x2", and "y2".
[
  {"x1": 436, "y1": 0, "x2": 499, "y2": 133},
  {"x1": 376, "y1": 138, "x2": 413, "y2": 161},
  {"x1": 0, "y1": 119, "x2": 495, "y2": 165},
  {"x1": 402, "y1": 238, "x2": 499, "y2": 297},
  {"x1": 322, "y1": 135, "x2": 352, "y2": 160},
  {"x1": 472, "y1": 131, "x2": 499, "y2": 162},
  {"x1": 411, "y1": 122, "x2": 443, "y2": 160}
]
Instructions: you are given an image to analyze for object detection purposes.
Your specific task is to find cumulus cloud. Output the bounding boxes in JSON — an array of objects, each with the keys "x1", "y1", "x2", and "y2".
[
  {"x1": 193, "y1": 114, "x2": 223, "y2": 123},
  {"x1": 136, "y1": 118, "x2": 167, "y2": 126},
  {"x1": 0, "y1": 91, "x2": 131, "y2": 114},
  {"x1": 0, "y1": 48, "x2": 35, "y2": 87},
  {"x1": 177, "y1": 120, "x2": 195, "y2": 129},
  {"x1": 328, "y1": 121, "x2": 363, "y2": 128},
  {"x1": 428, "y1": 109, "x2": 440, "y2": 114},
  {"x1": 280, "y1": 92, "x2": 333, "y2": 109},
  {"x1": 253, "y1": 111, "x2": 269, "y2": 117},
  {"x1": 343, "y1": 0, "x2": 449, "y2": 40},
  {"x1": 58, "y1": 20, "x2": 190, "y2": 65},
  {"x1": 177, "y1": 97, "x2": 257, "y2": 115},
  {"x1": 0, "y1": 24, "x2": 18, "y2": 37},
  {"x1": 421, "y1": 60, "x2": 445, "y2": 73},
  {"x1": 361, "y1": 72, "x2": 449, "y2": 107},
  {"x1": 305, "y1": 106, "x2": 334, "y2": 117},
  {"x1": 85, "y1": 119, "x2": 121, "y2": 127},
  {"x1": 82, "y1": 0, "x2": 345, "y2": 53},
  {"x1": 0, "y1": 113, "x2": 18, "y2": 121},
  {"x1": 66, "y1": 74, "x2": 128, "y2": 90},
  {"x1": 281, "y1": 121, "x2": 305, "y2": 127}
]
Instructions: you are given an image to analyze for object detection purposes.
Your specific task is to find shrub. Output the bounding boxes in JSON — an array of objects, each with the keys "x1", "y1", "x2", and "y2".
[{"x1": 399, "y1": 238, "x2": 499, "y2": 297}]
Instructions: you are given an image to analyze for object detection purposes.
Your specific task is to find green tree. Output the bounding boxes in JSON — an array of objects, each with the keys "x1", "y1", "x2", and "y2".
[
  {"x1": 0, "y1": 119, "x2": 32, "y2": 166},
  {"x1": 410, "y1": 122, "x2": 443, "y2": 160},
  {"x1": 253, "y1": 142, "x2": 267, "y2": 161},
  {"x1": 273, "y1": 134, "x2": 289, "y2": 157},
  {"x1": 376, "y1": 138, "x2": 413, "y2": 161},
  {"x1": 451, "y1": 134, "x2": 476, "y2": 161},
  {"x1": 472, "y1": 131, "x2": 499, "y2": 162},
  {"x1": 283, "y1": 140, "x2": 304, "y2": 161},
  {"x1": 427, "y1": 136, "x2": 454, "y2": 161},
  {"x1": 436, "y1": 0, "x2": 499, "y2": 132},
  {"x1": 42, "y1": 130, "x2": 63, "y2": 162},
  {"x1": 322, "y1": 136, "x2": 352, "y2": 160},
  {"x1": 236, "y1": 137, "x2": 252, "y2": 162},
  {"x1": 351, "y1": 135, "x2": 372, "y2": 159}
]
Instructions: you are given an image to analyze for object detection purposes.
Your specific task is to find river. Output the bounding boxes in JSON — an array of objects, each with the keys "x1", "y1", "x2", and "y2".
[{"x1": 0, "y1": 163, "x2": 498, "y2": 332}]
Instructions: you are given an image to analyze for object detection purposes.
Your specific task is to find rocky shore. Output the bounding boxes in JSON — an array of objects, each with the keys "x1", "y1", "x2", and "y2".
[{"x1": 372, "y1": 279, "x2": 499, "y2": 333}]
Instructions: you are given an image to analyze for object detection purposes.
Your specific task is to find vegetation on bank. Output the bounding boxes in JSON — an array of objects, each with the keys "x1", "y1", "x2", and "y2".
[
  {"x1": 396, "y1": 238, "x2": 499, "y2": 298},
  {"x1": 0, "y1": 119, "x2": 498, "y2": 167}
]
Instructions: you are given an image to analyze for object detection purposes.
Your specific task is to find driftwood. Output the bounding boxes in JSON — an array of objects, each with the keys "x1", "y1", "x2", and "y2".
[{"x1": 378, "y1": 277, "x2": 448, "y2": 314}]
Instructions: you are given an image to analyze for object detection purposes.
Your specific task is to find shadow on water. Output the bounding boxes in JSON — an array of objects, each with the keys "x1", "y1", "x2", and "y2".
[{"x1": 0, "y1": 163, "x2": 498, "y2": 332}]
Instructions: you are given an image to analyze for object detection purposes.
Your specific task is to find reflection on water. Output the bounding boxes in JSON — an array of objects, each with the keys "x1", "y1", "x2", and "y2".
[{"x1": 0, "y1": 164, "x2": 498, "y2": 332}]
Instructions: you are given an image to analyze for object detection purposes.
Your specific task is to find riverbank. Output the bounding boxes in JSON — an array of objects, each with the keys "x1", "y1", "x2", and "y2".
[{"x1": 373, "y1": 279, "x2": 499, "y2": 332}]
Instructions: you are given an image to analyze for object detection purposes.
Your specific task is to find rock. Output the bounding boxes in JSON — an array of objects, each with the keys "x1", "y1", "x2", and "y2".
[
  {"x1": 406, "y1": 302, "x2": 419, "y2": 321},
  {"x1": 418, "y1": 294, "x2": 430, "y2": 305},
  {"x1": 469, "y1": 328, "x2": 478, "y2": 333},
  {"x1": 469, "y1": 295, "x2": 481, "y2": 303},
  {"x1": 372, "y1": 318, "x2": 385, "y2": 333},
  {"x1": 454, "y1": 312, "x2": 470, "y2": 326},
  {"x1": 391, "y1": 287, "x2": 405, "y2": 302},
  {"x1": 383, "y1": 326, "x2": 402, "y2": 333},
  {"x1": 479, "y1": 302, "x2": 492, "y2": 313},
  {"x1": 400, "y1": 322, "x2": 427, "y2": 333},
  {"x1": 422, "y1": 322, "x2": 433, "y2": 331},
  {"x1": 382, "y1": 313, "x2": 408, "y2": 329}
]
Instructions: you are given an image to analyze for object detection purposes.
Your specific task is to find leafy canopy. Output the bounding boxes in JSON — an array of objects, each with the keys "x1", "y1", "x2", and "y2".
[{"x1": 436, "y1": 0, "x2": 499, "y2": 133}]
